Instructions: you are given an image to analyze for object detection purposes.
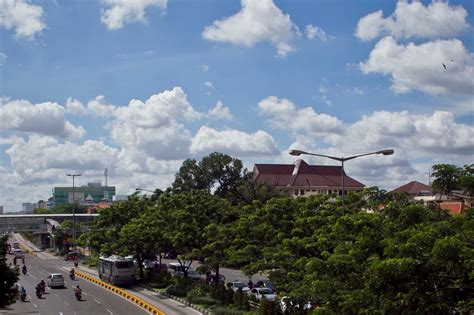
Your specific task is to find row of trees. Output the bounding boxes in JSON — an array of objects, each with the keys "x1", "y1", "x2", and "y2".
[
  {"x1": 0, "y1": 235, "x2": 19, "y2": 308},
  {"x1": 77, "y1": 153, "x2": 474, "y2": 313}
]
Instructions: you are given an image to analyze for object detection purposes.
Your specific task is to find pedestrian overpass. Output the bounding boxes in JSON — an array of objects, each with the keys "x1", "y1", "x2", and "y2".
[{"x1": 0, "y1": 214, "x2": 98, "y2": 234}]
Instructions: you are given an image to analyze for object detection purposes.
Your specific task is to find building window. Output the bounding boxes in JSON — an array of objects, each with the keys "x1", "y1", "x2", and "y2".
[
  {"x1": 300, "y1": 190, "x2": 305, "y2": 195},
  {"x1": 294, "y1": 190, "x2": 298, "y2": 196}
]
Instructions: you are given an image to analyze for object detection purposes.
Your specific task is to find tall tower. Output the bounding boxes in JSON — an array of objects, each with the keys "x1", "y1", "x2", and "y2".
[{"x1": 104, "y1": 168, "x2": 108, "y2": 187}]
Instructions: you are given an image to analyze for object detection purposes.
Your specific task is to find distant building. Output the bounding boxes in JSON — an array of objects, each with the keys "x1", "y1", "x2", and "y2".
[
  {"x1": 22, "y1": 203, "x2": 37, "y2": 214},
  {"x1": 113, "y1": 195, "x2": 128, "y2": 202},
  {"x1": 253, "y1": 159, "x2": 364, "y2": 197},
  {"x1": 390, "y1": 181, "x2": 432, "y2": 200},
  {"x1": 0, "y1": 205, "x2": 3, "y2": 214},
  {"x1": 52, "y1": 182, "x2": 116, "y2": 206}
]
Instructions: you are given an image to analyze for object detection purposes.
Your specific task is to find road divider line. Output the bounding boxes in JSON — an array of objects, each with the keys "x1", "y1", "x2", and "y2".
[
  {"x1": 30, "y1": 273, "x2": 37, "y2": 280},
  {"x1": 107, "y1": 309, "x2": 113, "y2": 315},
  {"x1": 33, "y1": 303, "x2": 37, "y2": 308},
  {"x1": 74, "y1": 270, "x2": 165, "y2": 315},
  {"x1": 64, "y1": 301, "x2": 69, "y2": 306},
  {"x1": 94, "y1": 299, "x2": 101, "y2": 304}
]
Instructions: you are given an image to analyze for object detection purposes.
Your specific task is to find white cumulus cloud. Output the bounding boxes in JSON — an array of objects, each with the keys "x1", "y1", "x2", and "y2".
[
  {"x1": 258, "y1": 96, "x2": 343, "y2": 135},
  {"x1": 208, "y1": 101, "x2": 233, "y2": 120},
  {"x1": 0, "y1": 99, "x2": 85, "y2": 139},
  {"x1": 305, "y1": 24, "x2": 328, "y2": 41},
  {"x1": 202, "y1": 0, "x2": 298, "y2": 57},
  {"x1": 87, "y1": 95, "x2": 117, "y2": 117},
  {"x1": 0, "y1": 0, "x2": 45, "y2": 40},
  {"x1": 100, "y1": 0, "x2": 167, "y2": 30},
  {"x1": 360, "y1": 36, "x2": 474, "y2": 95},
  {"x1": 356, "y1": 1, "x2": 469, "y2": 41},
  {"x1": 190, "y1": 126, "x2": 278, "y2": 156}
]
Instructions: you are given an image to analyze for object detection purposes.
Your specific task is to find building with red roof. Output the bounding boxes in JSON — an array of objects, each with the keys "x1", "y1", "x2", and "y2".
[
  {"x1": 253, "y1": 159, "x2": 364, "y2": 197},
  {"x1": 390, "y1": 181, "x2": 432, "y2": 200}
]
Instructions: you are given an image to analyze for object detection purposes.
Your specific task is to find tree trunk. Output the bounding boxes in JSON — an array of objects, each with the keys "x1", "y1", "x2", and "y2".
[{"x1": 215, "y1": 264, "x2": 220, "y2": 286}]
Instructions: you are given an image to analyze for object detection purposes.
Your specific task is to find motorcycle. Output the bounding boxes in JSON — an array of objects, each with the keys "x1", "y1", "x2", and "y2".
[
  {"x1": 74, "y1": 290, "x2": 81, "y2": 301},
  {"x1": 20, "y1": 292, "x2": 27, "y2": 302},
  {"x1": 22, "y1": 266, "x2": 27, "y2": 275},
  {"x1": 35, "y1": 289, "x2": 42, "y2": 299},
  {"x1": 69, "y1": 273, "x2": 75, "y2": 280}
]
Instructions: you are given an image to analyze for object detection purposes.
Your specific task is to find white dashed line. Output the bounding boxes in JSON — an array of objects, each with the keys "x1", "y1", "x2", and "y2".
[
  {"x1": 82, "y1": 292, "x2": 87, "y2": 296},
  {"x1": 33, "y1": 303, "x2": 38, "y2": 308},
  {"x1": 30, "y1": 273, "x2": 37, "y2": 280},
  {"x1": 107, "y1": 309, "x2": 113, "y2": 315},
  {"x1": 54, "y1": 294, "x2": 59, "y2": 297},
  {"x1": 94, "y1": 299, "x2": 101, "y2": 304},
  {"x1": 64, "y1": 301, "x2": 69, "y2": 306}
]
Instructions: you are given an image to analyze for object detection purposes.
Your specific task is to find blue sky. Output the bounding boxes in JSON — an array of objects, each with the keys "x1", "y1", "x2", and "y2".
[{"x1": 1, "y1": 0, "x2": 473, "y2": 211}]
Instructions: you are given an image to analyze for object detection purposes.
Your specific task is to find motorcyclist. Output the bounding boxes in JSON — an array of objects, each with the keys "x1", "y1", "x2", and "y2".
[
  {"x1": 38, "y1": 280, "x2": 46, "y2": 293},
  {"x1": 19, "y1": 286, "x2": 26, "y2": 301},
  {"x1": 22, "y1": 265, "x2": 27, "y2": 274},
  {"x1": 70, "y1": 268, "x2": 75, "y2": 279},
  {"x1": 35, "y1": 284, "x2": 42, "y2": 298},
  {"x1": 74, "y1": 285, "x2": 82, "y2": 300}
]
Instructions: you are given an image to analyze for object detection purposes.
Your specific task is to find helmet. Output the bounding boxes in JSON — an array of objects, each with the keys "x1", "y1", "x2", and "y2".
[{"x1": 76, "y1": 285, "x2": 80, "y2": 288}]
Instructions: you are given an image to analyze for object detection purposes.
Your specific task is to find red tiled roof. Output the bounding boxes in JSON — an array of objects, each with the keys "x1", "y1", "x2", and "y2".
[
  {"x1": 390, "y1": 181, "x2": 432, "y2": 195},
  {"x1": 253, "y1": 160, "x2": 364, "y2": 188}
]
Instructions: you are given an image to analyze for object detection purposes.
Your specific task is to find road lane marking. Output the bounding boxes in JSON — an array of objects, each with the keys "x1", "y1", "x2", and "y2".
[
  {"x1": 82, "y1": 292, "x2": 87, "y2": 296},
  {"x1": 94, "y1": 299, "x2": 101, "y2": 304},
  {"x1": 64, "y1": 301, "x2": 69, "y2": 306},
  {"x1": 30, "y1": 273, "x2": 37, "y2": 280},
  {"x1": 107, "y1": 309, "x2": 113, "y2": 315},
  {"x1": 33, "y1": 303, "x2": 38, "y2": 308},
  {"x1": 54, "y1": 294, "x2": 59, "y2": 297}
]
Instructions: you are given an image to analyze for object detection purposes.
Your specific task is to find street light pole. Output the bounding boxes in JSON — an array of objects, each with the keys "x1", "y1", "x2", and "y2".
[
  {"x1": 135, "y1": 187, "x2": 155, "y2": 193},
  {"x1": 67, "y1": 173, "x2": 81, "y2": 250},
  {"x1": 289, "y1": 149, "x2": 394, "y2": 214}
]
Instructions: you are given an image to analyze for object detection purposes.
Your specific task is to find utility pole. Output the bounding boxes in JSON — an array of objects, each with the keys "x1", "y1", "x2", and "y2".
[{"x1": 66, "y1": 173, "x2": 81, "y2": 250}]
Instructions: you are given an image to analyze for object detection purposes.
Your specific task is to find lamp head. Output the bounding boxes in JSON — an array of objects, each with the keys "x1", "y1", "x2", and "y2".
[
  {"x1": 378, "y1": 149, "x2": 394, "y2": 156},
  {"x1": 289, "y1": 149, "x2": 306, "y2": 156}
]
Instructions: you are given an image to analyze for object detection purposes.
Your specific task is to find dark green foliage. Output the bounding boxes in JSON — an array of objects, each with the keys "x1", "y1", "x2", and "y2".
[
  {"x1": 187, "y1": 295, "x2": 219, "y2": 306},
  {"x1": 0, "y1": 235, "x2": 19, "y2": 308}
]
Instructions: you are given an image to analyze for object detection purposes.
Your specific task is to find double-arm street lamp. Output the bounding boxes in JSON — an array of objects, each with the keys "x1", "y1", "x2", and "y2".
[
  {"x1": 66, "y1": 173, "x2": 81, "y2": 250},
  {"x1": 289, "y1": 149, "x2": 394, "y2": 214},
  {"x1": 135, "y1": 187, "x2": 155, "y2": 193}
]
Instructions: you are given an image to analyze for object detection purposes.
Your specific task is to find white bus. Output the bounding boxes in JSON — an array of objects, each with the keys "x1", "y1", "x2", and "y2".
[{"x1": 98, "y1": 255, "x2": 135, "y2": 286}]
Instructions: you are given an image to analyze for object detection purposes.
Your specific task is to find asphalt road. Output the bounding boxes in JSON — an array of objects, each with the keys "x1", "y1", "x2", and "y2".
[
  {"x1": 3, "y1": 252, "x2": 147, "y2": 315},
  {"x1": 3, "y1": 234, "x2": 203, "y2": 315}
]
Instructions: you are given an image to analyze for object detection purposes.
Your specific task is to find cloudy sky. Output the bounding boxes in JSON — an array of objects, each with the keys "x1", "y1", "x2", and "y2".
[{"x1": 1, "y1": 0, "x2": 473, "y2": 212}]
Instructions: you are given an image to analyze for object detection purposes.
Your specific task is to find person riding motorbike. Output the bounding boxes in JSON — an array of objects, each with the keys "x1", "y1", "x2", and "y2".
[
  {"x1": 22, "y1": 265, "x2": 27, "y2": 275},
  {"x1": 69, "y1": 268, "x2": 75, "y2": 280},
  {"x1": 38, "y1": 280, "x2": 46, "y2": 293},
  {"x1": 74, "y1": 285, "x2": 82, "y2": 300},
  {"x1": 35, "y1": 284, "x2": 42, "y2": 298},
  {"x1": 19, "y1": 286, "x2": 26, "y2": 302}
]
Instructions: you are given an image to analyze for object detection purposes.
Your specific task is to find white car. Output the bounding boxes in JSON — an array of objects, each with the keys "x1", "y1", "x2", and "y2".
[
  {"x1": 248, "y1": 288, "x2": 276, "y2": 301},
  {"x1": 47, "y1": 273, "x2": 65, "y2": 288},
  {"x1": 280, "y1": 296, "x2": 312, "y2": 312},
  {"x1": 12, "y1": 248, "x2": 24, "y2": 259},
  {"x1": 227, "y1": 280, "x2": 250, "y2": 293}
]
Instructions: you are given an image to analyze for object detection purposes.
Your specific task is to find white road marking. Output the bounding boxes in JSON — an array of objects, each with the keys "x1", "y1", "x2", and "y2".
[
  {"x1": 54, "y1": 294, "x2": 59, "y2": 297},
  {"x1": 30, "y1": 273, "x2": 37, "y2": 280},
  {"x1": 94, "y1": 299, "x2": 101, "y2": 304},
  {"x1": 64, "y1": 301, "x2": 69, "y2": 306},
  {"x1": 33, "y1": 303, "x2": 38, "y2": 308},
  {"x1": 82, "y1": 292, "x2": 87, "y2": 296},
  {"x1": 107, "y1": 309, "x2": 113, "y2": 315}
]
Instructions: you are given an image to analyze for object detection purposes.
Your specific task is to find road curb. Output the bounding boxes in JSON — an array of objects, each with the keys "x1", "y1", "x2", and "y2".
[
  {"x1": 141, "y1": 284, "x2": 212, "y2": 315},
  {"x1": 75, "y1": 270, "x2": 166, "y2": 315}
]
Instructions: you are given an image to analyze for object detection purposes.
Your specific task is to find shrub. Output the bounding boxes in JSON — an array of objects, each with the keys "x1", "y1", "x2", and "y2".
[
  {"x1": 187, "y1": 295, "x2": 219, "y2": 306},
  {"x1": 166, "y1": 285, "x2": 187, "y2": 297},
  {"x1": 212, "y1": 307, "x2": 245, "y2": 315},
  {"x1": 150, "y1": 271, "x2": 172, "y2": 288}
]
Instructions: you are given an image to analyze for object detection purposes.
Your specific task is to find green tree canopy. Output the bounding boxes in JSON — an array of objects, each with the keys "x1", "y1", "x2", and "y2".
[{"x1": 0, "y1": 235, "x2": 19, "y2": 308}]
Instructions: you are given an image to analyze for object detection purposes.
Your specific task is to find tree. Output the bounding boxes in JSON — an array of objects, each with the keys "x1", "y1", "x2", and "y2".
[
  {"x1": 431, "y1": 164, "x2": 461, "y2": 200},
  {"x1": 0, "y1": 235, "x2": 19, "y2": 308},
  {"x1": 459, "y1": 164, "x2": 474, "y2": 197},
  {"x1": 172, "y1": 152, "x2": 244, "y2": 198}
]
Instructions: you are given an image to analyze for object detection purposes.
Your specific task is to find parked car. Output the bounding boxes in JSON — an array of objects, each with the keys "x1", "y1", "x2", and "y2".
[
  {"x1": 248, "y1": 288, "x2": 276, "y2": 301},
  {"x1": 208, "y1": 272, "x2": 225, "y2": 284},
  {"x1": 279, "y1": 296, "x2": 312, "y2": 312},
  {"x1": 255, "y1": 279, "x2": 275, "y2": 292},
  {"x1": 187, "y1": 270, "x2": 202, "y2": 281},
  {"x1": 47, "y1": 273, "x2": 65, "y2": 288},
  {"x1": 226, "y1": 280, "x2": 250, "y2": 292},
  {"x1": 142, "y1": 260, "x2": 155, "y2": 270}
]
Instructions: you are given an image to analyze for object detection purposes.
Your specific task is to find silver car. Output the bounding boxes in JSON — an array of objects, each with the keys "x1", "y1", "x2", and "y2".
[{"x1": 47, "y1": 273, "x2": 65, "y2": 288}]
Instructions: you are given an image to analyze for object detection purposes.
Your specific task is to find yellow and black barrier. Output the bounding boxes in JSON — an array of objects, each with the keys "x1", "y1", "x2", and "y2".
[{"x1": 75, "y1": 270, "x2": 166, "y2": 315}]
